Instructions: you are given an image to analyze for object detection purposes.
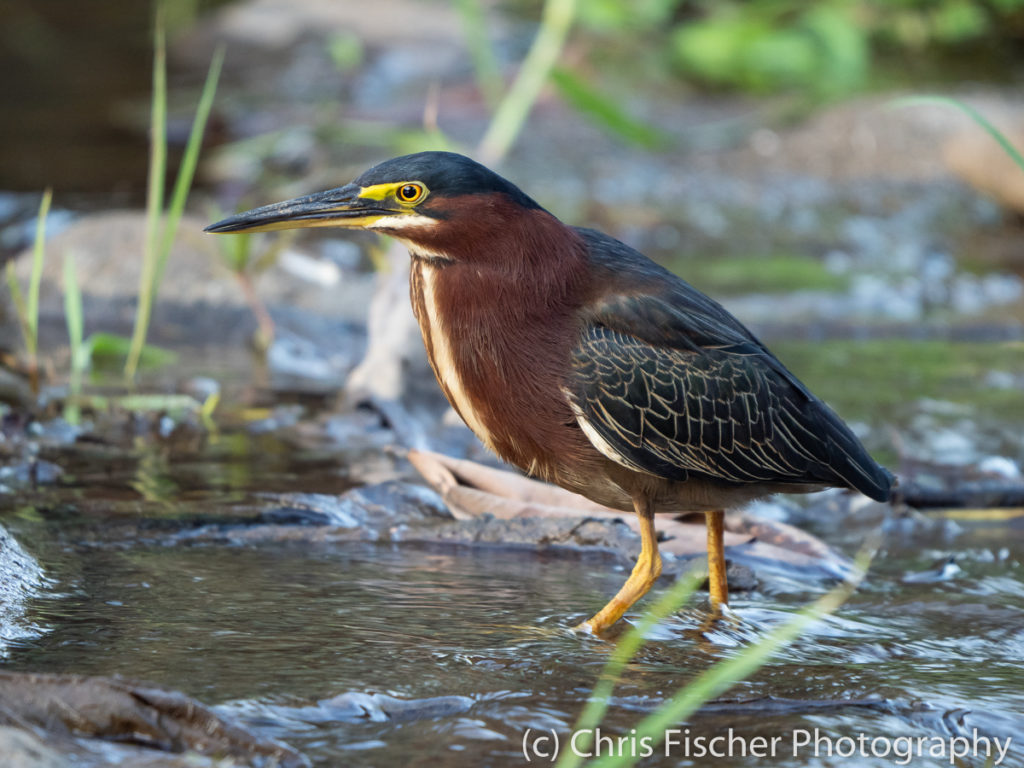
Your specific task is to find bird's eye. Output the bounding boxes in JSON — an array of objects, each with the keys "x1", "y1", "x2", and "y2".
[{"x1": 397, "y1": 183, "x2": 424, "y2": 203}]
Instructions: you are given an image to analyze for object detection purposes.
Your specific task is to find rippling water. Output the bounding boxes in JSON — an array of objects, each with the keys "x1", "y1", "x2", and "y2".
[{"x1": 2, "y1": 424, "x2": 1021, "y2": 767}]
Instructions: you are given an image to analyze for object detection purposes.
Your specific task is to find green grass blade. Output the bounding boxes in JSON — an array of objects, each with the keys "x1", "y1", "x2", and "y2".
[
  {"x1": 199, "y1": 391, "x2": 220, "y2": 433},
  {"x1": 156, "y1": 43, "x2": 225, "y2": 288},
  {"x1": 891, "y1": 95, "x2": 1024, "y2": 174},
  {"x1": 27, "y1": 188, "x2": 53, "y2": 361},
  {"x1": 62, "y1": 250, "x2": 85, "y2": 424},
  {"x1": 145, "y1": 0, "x2": 168, "y2": 274},
  {"x1": 587, "y1": 545, "x2": 875, "y2": 768},
  {"x1": 478, "y1": 0, "x2": 578, "y2": 164},
  {"x1": 109, "y1": 393, "x2": 203, "y2": 413},
  {"x1": 550, "y1": 67, "x2": 666, "y2": 148},
  {"x1": 5, "y1": 262, "x2": 30, "y2": 356},
  {"x1": 208, "y1": 204, "x2": 253, "y2": 273},
  {"x1": 76, "y1": 393, "x2": 204, "y2": 417},
  {"x1": 87, "y1": 332, "x2": 177, "y2": 370},
  {"x1": 126, "y1": 0, "x2": 169, "y2": 380},
  {"x1": 556, "y1": 570, "x2": 703, "y2": 768},
  {"x1": 148, "y1": 3, "x2": 168, "y2": 242},
  {"x1": 228, "y1": 230, "x2": 253, "y2": 273}
]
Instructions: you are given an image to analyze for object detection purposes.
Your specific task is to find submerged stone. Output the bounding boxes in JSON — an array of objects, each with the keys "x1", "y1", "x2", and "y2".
[{"x1": 0, "y1": 672, "x2": 309, "y2": 768}]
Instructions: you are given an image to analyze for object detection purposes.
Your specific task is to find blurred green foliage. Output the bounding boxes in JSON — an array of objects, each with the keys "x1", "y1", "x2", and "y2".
[
  {"x1": 327, "y1": 31, "x2": 364, "y2": 73},
  {"x1": 567, "y1": 0, "x2": 1024, "y2": 96},
  {"x1": 576, "y1": 0, "x2": 680, "y2": 29},
  {"x1": 672, "y1": 4, "x2": 866, "y2": 96},
  {"x1": 673, "y1": 252, "x2": 848, "y2": 295},
  {"x1": 775, "y1": 338, "x2": 1024, "y2": 430},
  {"x1": 550, "y1": 67, "x2": 668, "y2": 147}
]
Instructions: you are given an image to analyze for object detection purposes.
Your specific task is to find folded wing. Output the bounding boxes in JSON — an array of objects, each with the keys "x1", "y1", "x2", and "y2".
[{"x1": 566, "y1": 228, "x2": 893, "y2": 501}]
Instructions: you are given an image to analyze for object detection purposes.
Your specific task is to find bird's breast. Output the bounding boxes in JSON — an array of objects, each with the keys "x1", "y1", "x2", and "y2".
[
  {"x1": 408, "y1": 257, "x2": 596, "y2": 477},
  {"x1": 409, "y1": 258, "x2": 500, "y2": 453},
  {"x1": 407, "y1": 254, "x2": 628, "y2": 508}
]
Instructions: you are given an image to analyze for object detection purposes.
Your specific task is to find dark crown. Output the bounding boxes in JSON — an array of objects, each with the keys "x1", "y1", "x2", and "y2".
[{"x1": 354, "y1": 151, "x2": 542, "y2": 210}]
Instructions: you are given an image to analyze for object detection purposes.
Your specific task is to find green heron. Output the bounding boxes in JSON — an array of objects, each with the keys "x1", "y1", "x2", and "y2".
[{"x1": 206, "y1": 151, "x2": 893, "y2": 634}]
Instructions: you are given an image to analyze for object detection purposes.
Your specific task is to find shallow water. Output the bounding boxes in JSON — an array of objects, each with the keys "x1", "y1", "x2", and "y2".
[{"x1": 1, "y1": 417, "x2": 1022, "y2": 767}]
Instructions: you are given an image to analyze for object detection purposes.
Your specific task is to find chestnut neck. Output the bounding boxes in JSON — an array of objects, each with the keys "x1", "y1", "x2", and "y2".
[
  {"x1": 410, "y1": 196, "x2": 590, "y2": 314},
  {"x1": 406, "y1": 198, "x2": 593, "y2": 478}
]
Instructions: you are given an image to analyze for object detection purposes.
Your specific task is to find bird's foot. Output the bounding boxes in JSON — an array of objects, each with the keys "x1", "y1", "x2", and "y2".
[{"x1": 572, "y1": 619, "x2": 599, "y2": 636}]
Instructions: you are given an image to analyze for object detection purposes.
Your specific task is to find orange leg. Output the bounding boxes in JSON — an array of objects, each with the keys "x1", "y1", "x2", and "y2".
[
  {"x1": 577, "y1": 495, "x2": 661, "y2": 634},
  {"x1": 706, "y1": 509, "x2": 728, "y2": 607}
]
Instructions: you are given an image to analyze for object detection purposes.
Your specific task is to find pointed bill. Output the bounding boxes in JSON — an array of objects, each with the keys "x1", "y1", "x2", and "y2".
[{"x1": 204, "y1": 183, "x2": 398, "y2": 234}]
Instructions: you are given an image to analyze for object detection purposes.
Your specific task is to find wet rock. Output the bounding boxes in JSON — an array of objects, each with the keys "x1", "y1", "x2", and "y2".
[
  {"x1": 901, "y1": 700, "x2": 1024, "y2": 754},
  {"x1": 317, "y1": 691, "x2": 474, "y2": 723},
  {"x1": 902, "y1": 555, "x2": 962, "y2": 583},
  {"x1": 0, "y1": 672, "x2": 308, "y2": 768},
  {"x1": 244, "y1": 404, "x2": 305, "y2": 434},
  {"x1": 0, "y1": 458, "x2": 62, "y2": 488},
  {"x1": 977, "y1": 455, "x2": 1021, "y2": 479},
  {"x1": 176, "y1": 482, "x2": 452, "y2": 545},
  {"x1": 696, "y1": 695, "x2": 892, "y2": 717},
  {"x1": 344, "y1": 480, "x2": 452, "y2": 523},
  {"x1": 179, "y1": 376, "x2": 221, "y2": 402},
  {"x1": 902, "y1": 480, "x2": 1024, "y2": 509},
  {"x1": 224, "y1": 690, "x2": 475, "y2": 754},
  {"x1": 310, "y1": 408, "x2": 396, "y2": 448},
  {"x1": 265, "y1": 327, "x2": 358, "y2": 385},
  {"x1": 706, "y1": 561, "x2": 759, "y2": 593},
  {"x1": 157, "y1": 468, "x2": 766, "y2": 587},
  {"x1": 270, "y1": 481, "x2": 455, "y2": 530},
  {"x1": 882, "y1": 506, "x2": 963, "y2": 542},
  {"x1": 424, "y1": 514, "x2": 642, "y2": 556},
  {"x1": 898, "y1": 457, "x2": 1024, "y2": 509},
  {"x1": 26, "y1": 417, "x2": 83, "y2": 446},
  {"x1": 260, "y1": 492, "x2": 366, "y2": 528}
]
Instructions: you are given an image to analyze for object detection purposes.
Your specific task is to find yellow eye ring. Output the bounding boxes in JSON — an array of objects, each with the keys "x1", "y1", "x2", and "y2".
[{"x1": 397, "y1": 183, "x2": 425, "y2": 203}]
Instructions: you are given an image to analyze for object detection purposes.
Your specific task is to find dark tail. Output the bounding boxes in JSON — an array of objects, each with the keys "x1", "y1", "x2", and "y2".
[{"x1": 826, "y1": 427, "x2": 895, "y2": 502}]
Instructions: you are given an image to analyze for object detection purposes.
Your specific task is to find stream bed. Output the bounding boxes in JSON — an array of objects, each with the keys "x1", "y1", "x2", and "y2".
[{"x1": 0, "y1": 375, "x2": 1021, "y2": 766}]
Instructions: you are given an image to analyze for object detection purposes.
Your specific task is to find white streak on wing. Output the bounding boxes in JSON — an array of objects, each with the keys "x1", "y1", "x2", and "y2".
[
  {"x1": 419, "y1": 264, "x2": 495, "y2": 451},
  {"x1": 563, "y1": 387, "x2": 636, "y2": 470}
]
